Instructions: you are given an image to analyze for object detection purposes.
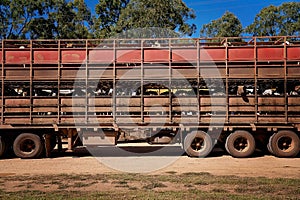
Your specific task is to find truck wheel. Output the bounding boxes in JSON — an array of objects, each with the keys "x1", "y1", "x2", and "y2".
[
  {"x1": 13, "y1": 133, "x2": 43, "y2": 159},
  {"x1": 225, "y1": 130, "x2": 255, "y2": 158},
  {"x1": 0, "y1": 136, "x2": 7, "y2": 157},
  {"x1": 184, "y1": 131, "x2": 213, "y2": 157},
  {"x1": 269, "y1": 130, "x2": 300, "y2": 158},
  {"x1": 267, "y1": 134, "x2": 275, "y2": 155}
]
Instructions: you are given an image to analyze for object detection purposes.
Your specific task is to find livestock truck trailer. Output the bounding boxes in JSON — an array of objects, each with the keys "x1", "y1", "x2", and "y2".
[{"x1": 0, "y1": 36, "x2": 299, "y2": 159}]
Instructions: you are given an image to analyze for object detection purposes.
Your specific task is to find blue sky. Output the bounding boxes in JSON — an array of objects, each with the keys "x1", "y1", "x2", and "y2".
[{"x1": 86, "y1": 0, "x2": 293, "y2": 37}]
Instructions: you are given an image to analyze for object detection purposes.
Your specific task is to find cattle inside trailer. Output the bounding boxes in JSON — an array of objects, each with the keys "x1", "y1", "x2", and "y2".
[{"x1": 0, "y1": 36, "x2": 300, "y2": 159}]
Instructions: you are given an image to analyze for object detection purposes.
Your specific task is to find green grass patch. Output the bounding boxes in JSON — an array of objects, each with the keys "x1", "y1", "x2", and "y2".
[{"x1": 0, "y1": 173, "x2": 299, "y2": 200}]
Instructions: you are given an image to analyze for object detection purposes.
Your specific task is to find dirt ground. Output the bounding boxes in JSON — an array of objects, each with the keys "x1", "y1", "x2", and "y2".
[{"x1": 0, "y1": 147, "x2": 299, "y2": 178}]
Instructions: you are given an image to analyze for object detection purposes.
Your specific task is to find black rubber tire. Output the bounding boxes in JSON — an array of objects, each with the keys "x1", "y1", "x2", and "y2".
[
  {"x1": 13, "y1": 133, "x2": 43, "y2": 159},
  {"x1": 0, "y1": 136, "x2": 6, "y2": 157},
  {"x1": 225, "y1": 130, "x2": 256, "y2": 158},
  {"x1": 269, "y1": 130, "x2": 300, "y2": 158},
  {"x1": 184, "y1": 131, "x2": 213, "y2": 157},
  {"x1": 267, "y1": 134, "x2": 275, "y2": 155}
]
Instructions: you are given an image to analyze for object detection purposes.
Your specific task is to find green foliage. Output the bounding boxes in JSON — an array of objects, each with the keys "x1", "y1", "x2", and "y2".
[
  {"x1": 246, "y1": 2, "x2": 300, "y2": 36},
  {"x1": 93, "y1": 0, "x2": 130, "y2": 38},
  {"x1": 114, "y1": 0, "x2": 196, "y2": 37},
  {"x1": 0, "y1": 0, "x2": 49, "y2": 39},
  {"x1": 200, "y1": 11, "x2": 243, "y2": 38},
  {"x1": 0, "y1": 0, "x2": 93, "y2": 39}
]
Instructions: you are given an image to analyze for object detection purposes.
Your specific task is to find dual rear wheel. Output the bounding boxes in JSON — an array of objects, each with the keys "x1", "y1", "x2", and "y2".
[
  {"x1": 184, "y1": 130, "x2": 256, "y2": 158},
  {"x1": 184, "y1": 129, "x2": 300, "y2": 158},
  {"x1": 268, "y1": 130, "x2": 300, "y2": 158}
]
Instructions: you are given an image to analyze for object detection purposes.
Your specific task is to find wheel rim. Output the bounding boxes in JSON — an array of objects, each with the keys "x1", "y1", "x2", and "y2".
[
  {"x1": 191, "y1": 137, "x2": 204, "y2": 151},
  {"x1": 277, "y1": 136, "x2": 293, "y2": 152},
  {"x1": 233, "y1": 137, "x2": 249, "y2": 152},
  {"x1": 20, "y1": 139, "x2": 36, "y2": 154}
]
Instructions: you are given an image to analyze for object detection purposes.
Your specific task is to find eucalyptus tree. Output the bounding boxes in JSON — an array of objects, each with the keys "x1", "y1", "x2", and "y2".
[
  {"x1": 245, "y1": 2, "x2": 300, "y2": 36},
  {"x1": 199, "y1": 11, "x2": 243, "y2": 38},
  {"x1": 93, "y1": 0, "x2": 196, "y2": 38}
]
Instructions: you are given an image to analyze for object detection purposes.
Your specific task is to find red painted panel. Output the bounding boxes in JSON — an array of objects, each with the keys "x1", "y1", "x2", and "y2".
[
  {"x1": 117, "y1": 50, "x2": 141, "y2": 63},
  {"x1": 172, "y1": 49, "x2": 197, "y2": 62},
  {"x1": 89, "y1": 50, "x2": 114, "y2": 63},
  {"x1": 61, "y1": 50, "x2": 86, "y2": 63},
  {"x1": 144, "y1": 49, "x2": 169, "y2": 62},
  {"x1": 228, "y1": 48, "x2": 254, "y2": 61},
  {"x1": 287, "y1": 47, "x2": 300, "y2": 60},
  {"x1": 200, "y1": 48, "x2": 225, "y2": 61},
  {"x1": 257, "y1": 48, "x2": 283, "y2": 61},
  {"x1": 5, "y1": 51, "x2": 30, "y2": 64},
  {"x1": 34, "y1": 51, "x2": 58, "y2": 63}
]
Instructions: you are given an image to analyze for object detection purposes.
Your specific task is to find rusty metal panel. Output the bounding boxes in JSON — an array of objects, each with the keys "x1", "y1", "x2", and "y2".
[
  {"x1": 144, "y1": 106, "x2": 169, "y2": 112},
  {"x1": 5, "y1": 69, "x2": 30, "y2": 79},
  {"x1": 288, "y1": 117, "x2": 300, "y2": 123},
  {"x1": 61, "y1": 98, "x2": 85, "y2": 106},
  {"x1": 144, "y1": 49, "x2": 169, "y2": 62},
  {"x1": 200, "y1": 106, "x2": 225, "y2": 112},
  {"x1": 199, "y1": 66, "x2": 226, "y2": 78},
  {"x1": 116, "y1": 68, "x2": 141, "y2": 79},
  {"x1": 288, "y1": 106, "x2": 300, "y2": 112},
  {"x1": 173, "y1": 97, "x2": 198, "y2": 105},
  {"x1": 172, "y1": 68, "x2": 198, "y2": 78},
  {"x1": 172, "y1": 106, "x2": 198, "y2": 112},
  {"x1": 60, "y1": 117, "x2": 85, "y2": 124},
  {"x1": 144, "y1": 97, "x2": 169, "y2": 106},
  {"x1": 5, "y1": 107, "x2": 30, "y2": 112},
  {"x1": 288, "y1": 97, "x2": 300, "y2": 105},
  {"x1": 5, "y1": 51, "x2": 30, "y2": 64},
  {"x1": 61, "y1": 107, "x2": 85, "y2": 112},
  {"x1": 34, "y1": 51, "x2": 58, "y2": 64},
  {"x1": 116, "y1": 116, "x2": 140, "y2": 124},
  {"x1": 172, "y1": 49, "x2": 197, "y2": 62},
  {"x1": 200, "y1": 48, "x2": 225, "y2": 61},
  {"x1": 287, "y1": 47, "x2": 300, "y2": 60},
  {"x1": 33, "y1": 117, "x2": 58, "y2": 124},
  {"x1": 258, "y1": 67, "x2": 284, "y2": 78},
  {"x1": 258, "y1": 106, "x2": 285, "y2": 112},
  {"x1": 287, "y1": 66, "x2": 300, "y2": 77},
  {"x1": 5, "y1": 99, "x2": 30, "y2": 106},
  {"x1": 4, "y1": 117, "x2": 30, "y2": 124},
  {"x1": 229, "y1": 116, "x2": 256, "y2": 123},
  {"x1": 61, "y1": 50, "x2": 86, "y2": 63},
  {"x1": 33, "y1": 99, "x2": 58, "y2": 106},
  {"x1": 173, "y1": 116, "x2": 198, "y2": 123},
  {"x1": 116, "y1": 97, "x2": 140, "y2": 106},
  {"x1": 144, "y1": 68, "x2": 169, "y2": 79},
  {"x1": 228, "y1": 66, "x2": 254, "y2": 78},
  {"x1": 228, "y1": 47, "x2": 254, "y2": 61},
  {"x1": 116, "y1": 50, "x2": 141, "y2": 63},
  {"x1": 89, "y1": 50, "x2": 114, "y2": 63},
  {"x1": 258, "y1": 97, "x2": 285, "y2": 105},
  {"x1": 89, "y1": 69, "x2": 113, "y2": 78},
  {"x1": 33, "y1": 69, "x2": 57, "y2": 79},
  {"x1": 144, "y1": 116, "x2": 170, "y2": 123},
  {"x1": 258, "y1": 116, "x2": 285, "y2": 123},
  {"x1": 61, "y1": 68, "x2": 82, "y2": 78},
  {"x1": 257, "y1": 47, "x2": 284, "y2": 61},
  {"x1": 229, "y1": 97, "x2": 255, "y2": 112},
  {"x1": 90, "y1": 98, "x2": 112, "y2": 106}
]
